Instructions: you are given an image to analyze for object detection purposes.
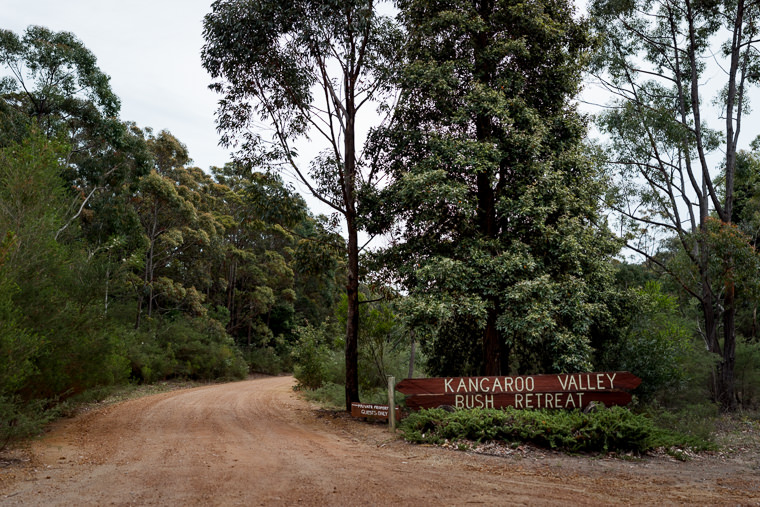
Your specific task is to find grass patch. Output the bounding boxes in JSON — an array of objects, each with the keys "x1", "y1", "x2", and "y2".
[
  {"x1": 299, "y1": 382, "x2": 346, "y2": 409},
  {"x1": 296, "y1": 381, "x2": 399, "y2": 410},
  {"x1": 645, "y1": 404, "x2": 719, "y2": 451}
]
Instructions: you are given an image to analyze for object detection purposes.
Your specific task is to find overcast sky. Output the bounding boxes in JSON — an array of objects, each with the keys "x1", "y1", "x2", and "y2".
[
  {"x1": 5, "y1": 1, "x2": 757, "y2": 227},
  {"x1": 4, "y1": 0, "x2": 230, "y2": 172}
]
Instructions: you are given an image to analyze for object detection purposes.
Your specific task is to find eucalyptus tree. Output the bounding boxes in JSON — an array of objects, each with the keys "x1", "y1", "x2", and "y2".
[
  {"x1": 210, "y1": 163, "x2": 303, "y2": 346},
  {"x1": 0, "y1": 26, "x2": 119, "y2": 144},
  {"x1": 202, "y1": 0, "x2": 400, "y2": 408},
  {"x1": 364, "y1": 0, "x2": 619, "y2": 376},
  {"x1": 0, "y1": 26, "x2": 151, "y2": 245},
  {"x1": 130, "y1": 130, "x2": 223, "y2": 327},
  {"x1": 590, "y1": 0, "x2": 760, "y2": 410}
]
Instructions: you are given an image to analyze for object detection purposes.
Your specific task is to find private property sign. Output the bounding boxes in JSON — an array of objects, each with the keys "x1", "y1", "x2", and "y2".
[
  {"x1": 350, "y1": 402, "x2": 401, "y2": 421},
  {"x1": 396, "y1": 372, "x2": 641, "y2": 411}
]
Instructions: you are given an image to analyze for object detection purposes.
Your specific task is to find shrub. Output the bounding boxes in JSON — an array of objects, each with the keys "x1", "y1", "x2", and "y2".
[
  {"x1": 292, "y1": 323, "x2": 333, "y2": 389},
  {"x1": 243, "y1": 346, "x2": 287, "y2": 375},
  {"x1": 0, "y1": 396, "x2": 54, "y2": 452},
  {"x1": 127, "y1": 315, "x2": 248, "y2": 382},
  {"x1": 400, "y1": 406, "x2": 685, "y2": 454},
  {"x1": 0, "y1": 278, "x2": 41, "y2": 398},
  {"x1": 734, "y1": 339, "x2": 760, "y2": 409},
  {"x1": 299, "y1": 382, "x2": 346, "y2": 409},
  {"x1": 598, "y1": 281, "x2": 694, "y2": 400}
]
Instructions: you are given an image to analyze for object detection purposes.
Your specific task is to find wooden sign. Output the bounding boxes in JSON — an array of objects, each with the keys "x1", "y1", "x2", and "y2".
[
  {"x1": 350, "y1": 402, "x2": 401, "y2": 421},
  {"x1": 405, "y1": 391, "x2": 632, "y2": 411},
  {"x1": 397, "y1": 372, "x2": 641, "y2": 411},
  {"x1": 396, "y1": 372, "x2": 641, "y2": 395}
]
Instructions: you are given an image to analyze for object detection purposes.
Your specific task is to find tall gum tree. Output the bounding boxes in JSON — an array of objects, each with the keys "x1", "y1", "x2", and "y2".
[
  {"x1": 0, "y1": 26, "x2": 152, "y2": 247},
  {"x1": 202, "y1": 0, "x2": 400, "y2": 409},
  {"x1": 364, "y1": 0, "x2": 619, "y2": 376},
  {"x1": 590, "y1": 0, "x2": 760, "y2": 411}
]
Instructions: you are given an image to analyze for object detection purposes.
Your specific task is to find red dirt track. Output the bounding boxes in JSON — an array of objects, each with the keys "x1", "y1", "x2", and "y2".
[{"x1": 1, "y1": 376, "x2": 758, "y2": 505}]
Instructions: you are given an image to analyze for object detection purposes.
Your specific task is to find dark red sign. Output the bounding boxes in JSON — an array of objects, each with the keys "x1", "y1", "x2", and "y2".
[
  {"x1": 397, "y1": 372, "x2": 641, "y2": 411},
  {"x1": 350, "y1": 402, "x2": 401, "y2": 421}
]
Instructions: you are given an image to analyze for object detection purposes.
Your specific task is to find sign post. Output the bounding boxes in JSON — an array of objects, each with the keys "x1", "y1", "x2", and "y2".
[{"x1": 387, "y1": 376, "x2": 396, "y2": 432}]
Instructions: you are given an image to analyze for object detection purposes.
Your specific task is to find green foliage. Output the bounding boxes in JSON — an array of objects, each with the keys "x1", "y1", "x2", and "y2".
[
  {"x1": 367, "y1": 0, "x2": 620, "y2": 376},
  {"x1": 292, "y1": 322, "x2": 341, "y2": 389},
  {"x1": 242, "y1": 346, "x2": 289, "y2": 376},
  {"x1": 126, "y1": 316, "x2": 248, "y2": 383},
  {"x1": 0, "y1": 396, "x2": 55, "y2": 452},
  {"x1": 299, "y1": 382, "x2": 347, "y2": 410},
  {"x1": 0, "y1": 25, "x2": 119, "y2": 141},
  {"x1": 400, "y1": 406, "x2": 691, "y2": 454},
  {"x1": 734, "y1": 339, "x2": 760, "y2": 409},
  {"x1": 0, "y1": 277, "x2": 40, "y2": 398},
  {"x1": 0, "y1": 132, "x2": 129, "y2": 398},
  {"x1": 646, "y1": 404, "x2": 719, "y2": 451},
  {"x1": 0, "y1": 26, "x2": 150, "y2": 197},
  {"x1": 205, "y1": 163, "x2": 343, "y2": 368},
  {"x1": 598, "y1": 281, "x2": 694, "y2": 399},
  {"x1": 336, "y1": 292, "x2": 417, "y2": 390},
  {"x1": 291, "y1": 303, "x2": 416, "y2": 398}
]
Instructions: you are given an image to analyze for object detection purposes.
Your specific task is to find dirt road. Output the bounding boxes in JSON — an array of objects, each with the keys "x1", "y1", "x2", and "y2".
[{"x1": 1, "y1": 376, "x2": 758, "y2": 505}]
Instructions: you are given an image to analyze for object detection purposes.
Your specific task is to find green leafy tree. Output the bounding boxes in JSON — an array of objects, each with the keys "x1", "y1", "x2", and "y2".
[
  {"x1": 590, "y1": 0, "x2": 760, "y2": 410},
  {"x1": 128, "y1": 130, "x2": 222, "y2": 327},
  {"x1": 0, "y1": 26, "x2": 151, "y2": 264},
  {"x1": 0, "y1": 131, "x2": 130, "y2": 398},
  {"x1": 726, "y1": 140, "x2": 760, "y2": 341},
  {"x1": 365, "y1": 0, "x2": 618, "y2": 376},
  {"x1": 207, "y1": 162, "x2": 343, "y2": 367},
  {"x1": 209, "y1": 164, "x2": 301, "y2": 347},
  {"x1": 202, "y1": 0, "x2": 401, "y2": 409},
  {"x1": 0, "y1": 26, "x2": 118, "y2": 144},
  {"x1": 291, "y1": 214, "x2": 345, "y2": 328},
  {"x1": 0, "y1": 26, "x2": 150, "y2": 193}
]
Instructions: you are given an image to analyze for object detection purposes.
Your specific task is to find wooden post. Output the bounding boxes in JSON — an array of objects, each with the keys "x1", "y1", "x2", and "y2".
[{"x1": 387, "y1": 375, "x2": 396, "y2": 432}]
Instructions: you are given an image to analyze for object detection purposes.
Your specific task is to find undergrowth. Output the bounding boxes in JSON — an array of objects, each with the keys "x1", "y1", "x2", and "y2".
[
  {"x1": 297, "y1": 381, "x2": 396, "y2": 409},
  {"x1": 399, "y1": 406, "x2": 708, "y2": 454}
]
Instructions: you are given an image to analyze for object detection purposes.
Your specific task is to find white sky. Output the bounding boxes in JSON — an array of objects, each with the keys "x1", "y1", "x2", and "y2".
[{"x1": 4, "y1": 0, "x2": 230, "y2": 172}]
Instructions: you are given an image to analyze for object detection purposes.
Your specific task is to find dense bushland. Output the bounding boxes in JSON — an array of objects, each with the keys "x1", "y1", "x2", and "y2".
[{"x1": 0, "y1": 26, "x2": 345, "y2": 448}]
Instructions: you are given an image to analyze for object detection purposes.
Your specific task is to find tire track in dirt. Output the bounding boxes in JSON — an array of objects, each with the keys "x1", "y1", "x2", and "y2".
[{"x1": 1, "y1": 376, "x2": 758, "y2": 505}]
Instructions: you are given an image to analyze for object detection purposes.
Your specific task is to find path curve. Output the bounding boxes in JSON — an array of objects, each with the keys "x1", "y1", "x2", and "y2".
[{"x1": 1, "y1": 376, "x2": 758, "y2": 505}]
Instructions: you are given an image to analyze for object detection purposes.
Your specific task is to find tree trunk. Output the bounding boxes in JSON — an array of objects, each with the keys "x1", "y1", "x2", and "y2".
[
  {"x1": 472, "y1": 2, "x2": 501, "y2": 375},
  {"x1": 343, "y1": 77, "x2": 360, "y2": 411},
  {"x1": 483, "y1": 310, "x2": 501, "y2": 375},
  {"x1": 719, "y1": 280, "x2": 738, "y2": 411},
  {"x1": 408, "y1": 333, "x2": 416, "y2": 379},
  {"x1": 345, "y1": 214, "x2": 360, "y2": 411},
  {"x1": 700, "y1": 283, "x2": 719, "y2": 354}
]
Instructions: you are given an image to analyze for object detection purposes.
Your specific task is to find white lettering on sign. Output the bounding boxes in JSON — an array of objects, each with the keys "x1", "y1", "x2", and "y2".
[
  {"x1": 558, "y1": 373, "x2": 617, "y2": 391},
  {"x1": 514, "y1": 392, "x2": 586, "y2": 409},
  {"x1": 454, "y1": 394, "x2": 495, "y2": 409},
  {"x1": 444, "y1": 376, "x2": 537, "y2": 393},
  {"x1": 353, "y1": 403, "x2": 390, "y2": 410}
]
